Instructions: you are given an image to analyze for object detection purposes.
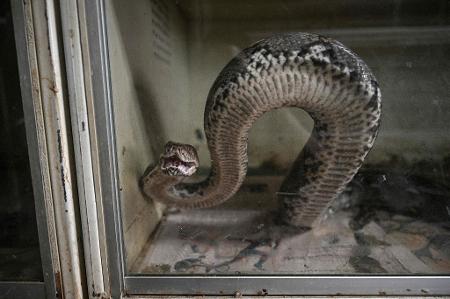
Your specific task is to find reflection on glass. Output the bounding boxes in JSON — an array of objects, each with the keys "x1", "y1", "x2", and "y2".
[
  {"x1": 106, "y1": 0, "x2": 450, "y2": 275},
  {"x1": 0, "y1": 1, "x2": 43, "y2": 281}
]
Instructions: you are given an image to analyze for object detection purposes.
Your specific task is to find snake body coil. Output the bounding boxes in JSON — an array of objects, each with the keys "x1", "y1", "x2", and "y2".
[{"x1": 141, "y1": 33, "x2": 381, "y2": 228}]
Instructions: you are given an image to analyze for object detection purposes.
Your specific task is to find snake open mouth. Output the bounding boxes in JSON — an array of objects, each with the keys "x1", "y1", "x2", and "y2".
[{"x1": 160, "y1": 154, "x2": 198, "y2": 176}]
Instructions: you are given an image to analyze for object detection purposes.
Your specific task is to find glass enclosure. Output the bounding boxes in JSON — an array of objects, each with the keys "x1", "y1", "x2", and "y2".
[
  {"x1": 0, "y1": 0, "x2": 43, "y2": 282},
  {"x1": 105, "y1": 0, "x2": 450, "y2": 277}
]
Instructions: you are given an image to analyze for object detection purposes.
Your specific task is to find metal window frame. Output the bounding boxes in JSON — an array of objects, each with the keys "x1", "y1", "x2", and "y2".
[
  {"x1": 8, "y1": 0, "x2": 93, "y2": 298},
  {"x1": 84, "y1": 0, "x2": 450, "y2": 297},
  {"x1": 84, "y1": 0, "x2": 124, "y2": 298},
  {"x1": 59, "y1": 0, "x2": 109, "y2": 297},
  {"x1": 8, "y1": 0, "x2": 58, "y2": 298}
]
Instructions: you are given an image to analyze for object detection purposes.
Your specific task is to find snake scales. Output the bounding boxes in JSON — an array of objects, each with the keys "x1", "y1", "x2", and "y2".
[{"x1": 141, "y1": 33, "x2": 381, "y2": 228}]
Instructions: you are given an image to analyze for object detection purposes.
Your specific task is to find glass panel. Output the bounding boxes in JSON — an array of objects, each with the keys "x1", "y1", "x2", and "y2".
[
  {"x1": 106, "y1": 0, "x2": 450, "y2": 275},
  {"x1": 0, "y1": 1, "x2": 43, "y2": 281}
]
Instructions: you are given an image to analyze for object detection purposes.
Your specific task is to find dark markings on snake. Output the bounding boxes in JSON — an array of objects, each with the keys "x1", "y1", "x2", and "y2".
[{"x1": 141, "y1": 32, "x2": 382, "y2": 229}]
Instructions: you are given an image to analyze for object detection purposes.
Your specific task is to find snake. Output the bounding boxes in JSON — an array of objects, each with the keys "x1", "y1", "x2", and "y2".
[{"x1": 140, "y1": 32, "x2": 381, "y2": 229}]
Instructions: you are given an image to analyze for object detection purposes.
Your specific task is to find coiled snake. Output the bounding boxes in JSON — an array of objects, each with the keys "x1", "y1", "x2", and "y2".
[{"x1": 141, "y1": 33, "x2": 381, "y2": 229}]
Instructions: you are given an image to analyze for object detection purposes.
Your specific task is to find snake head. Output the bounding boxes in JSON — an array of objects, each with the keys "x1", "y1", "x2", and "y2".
[{"x1": 160, "y1": 141, "x2": 199, "y2": 176}]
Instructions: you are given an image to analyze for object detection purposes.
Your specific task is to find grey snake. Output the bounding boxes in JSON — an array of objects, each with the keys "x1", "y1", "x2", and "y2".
[{"x1": 141, "y1": 32, "x2": 381, "y2": 228}]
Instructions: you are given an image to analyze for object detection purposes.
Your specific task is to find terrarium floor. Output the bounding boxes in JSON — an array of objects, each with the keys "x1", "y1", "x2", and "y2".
[{"x1": 131, "y1": 174, "x2": 450, "y2": 275}]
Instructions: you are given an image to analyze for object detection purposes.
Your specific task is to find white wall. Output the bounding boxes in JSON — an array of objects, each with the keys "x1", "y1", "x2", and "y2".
[{"x1": 107, "y1": 0, "x2": 192, "y2": 268}]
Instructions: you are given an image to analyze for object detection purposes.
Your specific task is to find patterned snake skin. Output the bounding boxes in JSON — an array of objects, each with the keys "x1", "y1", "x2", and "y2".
[{"x1": 141, "y1": 33, "x2": 382, "y2": 228}]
